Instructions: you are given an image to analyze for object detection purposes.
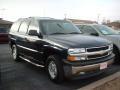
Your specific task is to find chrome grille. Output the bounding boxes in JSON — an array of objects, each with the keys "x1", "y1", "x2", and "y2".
[{"x1": 86, "y1": 45, "x2": 110, "y2": 60}]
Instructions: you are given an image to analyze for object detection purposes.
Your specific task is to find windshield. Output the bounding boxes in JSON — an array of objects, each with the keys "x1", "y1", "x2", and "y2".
[
  {"x1": 0, "y1": 28, "x2": 7, "y2": 33},
  {"x1": 93, "y1": 25, "x2": 118, "y2": 35},
  {"x1": 40, "y1": 20, "x2": 82, "y2": 35}
]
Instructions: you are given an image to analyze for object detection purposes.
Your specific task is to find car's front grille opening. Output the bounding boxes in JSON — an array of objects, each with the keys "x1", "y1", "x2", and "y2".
[
  {"x1": 87, "y1": 52, "x2": 109, "y2": 60},
  {"x1": 86, "y1": 45, "x2": 111, "y2": 60},
  {"x1": 87, "y1": 46, "x2": 109, "y2": 52}
]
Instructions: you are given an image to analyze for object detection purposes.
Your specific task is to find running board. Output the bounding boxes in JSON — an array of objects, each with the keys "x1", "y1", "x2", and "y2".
[{"x1": 19, "y1": 56, "x2": 45, "y2": 68}]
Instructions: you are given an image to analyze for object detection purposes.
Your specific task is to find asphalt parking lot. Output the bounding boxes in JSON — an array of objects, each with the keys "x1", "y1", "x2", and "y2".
[{"x1": 0, "y1": 44, "x2": 120, "y2": 90}]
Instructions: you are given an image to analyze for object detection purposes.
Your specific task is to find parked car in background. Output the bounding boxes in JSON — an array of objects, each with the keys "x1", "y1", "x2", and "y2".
[
  {"x1": 115, "y1": 30, "x2": 120, "y2": 34},
  {"x1": 0, "y1": 27, "x2": 9, "y2": 43},
  {"x1": 76, "y1": 24, "x2": 120, "y2": 63},
  {"x1": 9, "y1": 17, "x2": 114, "y2": 83}
]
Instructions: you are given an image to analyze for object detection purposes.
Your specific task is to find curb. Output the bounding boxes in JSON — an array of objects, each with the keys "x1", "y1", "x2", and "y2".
[{"x1": 78, "y1": 71, "x2": 120, "y2": 90}]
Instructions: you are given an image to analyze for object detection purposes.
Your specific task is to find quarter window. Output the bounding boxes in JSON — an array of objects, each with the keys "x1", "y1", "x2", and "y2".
[{"x1": 10, "y1": 21, "x2": 21, "y2": 33}]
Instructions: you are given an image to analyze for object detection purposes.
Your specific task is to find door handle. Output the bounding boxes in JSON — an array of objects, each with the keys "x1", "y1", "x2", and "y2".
[{"x1": 24, "y1": 38, "x2": 30, "y2": 42}]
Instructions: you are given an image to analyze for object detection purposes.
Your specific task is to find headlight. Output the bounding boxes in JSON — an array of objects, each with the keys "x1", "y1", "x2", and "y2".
[
  {"x1": 67, "y1": 48, "x2": 86, "y2": 61},
  {"x1": 109, "y1": 44, "x2": 113, "y2": 50},
  {"x1": 68, "y1": 48, "x2": 86, "y2": 55}
]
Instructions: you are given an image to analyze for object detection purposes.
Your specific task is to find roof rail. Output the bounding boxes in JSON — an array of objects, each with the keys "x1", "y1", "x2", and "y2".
[{"x1": 28, "y1": 17, "x2": 54, "y2": 19}]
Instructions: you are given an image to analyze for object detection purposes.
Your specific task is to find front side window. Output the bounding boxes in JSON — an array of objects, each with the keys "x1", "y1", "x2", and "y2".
[
  {"x1": 81, "y1": 26, "x2": 98, "y2": 35},
  {"x1": 40, "y1": 20, "x2": 82, "y2": 35},
  {"x1": 94, "y1": 25, "x2": 118, "y2": 35}
]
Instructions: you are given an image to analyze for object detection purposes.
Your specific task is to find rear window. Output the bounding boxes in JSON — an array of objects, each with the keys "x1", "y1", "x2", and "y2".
[
  {"x1": 0, "y1": 28, "x2": 7, "y2": 33},
  {"x1": 10, "y1": 21, "x2": 21, "y2": 33}
]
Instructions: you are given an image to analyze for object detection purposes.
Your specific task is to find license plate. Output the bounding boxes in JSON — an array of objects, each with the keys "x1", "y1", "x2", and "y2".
[{"x1": 100, "y1": 62, "x2": 107, "y2": 70}]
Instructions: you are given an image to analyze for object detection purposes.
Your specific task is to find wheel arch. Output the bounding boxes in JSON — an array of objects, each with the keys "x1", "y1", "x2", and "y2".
[{"x1": 43, "y1": 45, "x2": 67, "y2": 64}]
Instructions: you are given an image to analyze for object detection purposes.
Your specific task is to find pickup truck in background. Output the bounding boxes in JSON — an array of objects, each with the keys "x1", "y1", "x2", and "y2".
[{"x1": 76, "y1": 24, "x2": 120, "y2": 63}]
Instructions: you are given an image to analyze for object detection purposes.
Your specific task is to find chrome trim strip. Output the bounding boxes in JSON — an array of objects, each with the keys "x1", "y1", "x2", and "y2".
[
  {"x1": 72, "y1": 59, "x2": 114, "y2": 74},
  {"x1": 19, "y1": 56, "x2": 44, "y2": 67},
  {"x1": 86, "y1": 45, "x2": 109, "y2": 49},
  {"x1": 69, "y1": 49, "x2": 111, "y2": 56},
  {"x1": 87, "y1": 52, "x2": 110, "y2": 60},
  {"x1": 10, "y1": 38, "x2": 16, "y2": 40},
  {"x1": 17, "y1": 45, "x2": 39, "y2": 52}
]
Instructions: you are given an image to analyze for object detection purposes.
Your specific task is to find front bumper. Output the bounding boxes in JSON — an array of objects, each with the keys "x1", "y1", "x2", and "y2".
[{"x1": 63, "y1": 54, "x2": 114, "y2": 78}]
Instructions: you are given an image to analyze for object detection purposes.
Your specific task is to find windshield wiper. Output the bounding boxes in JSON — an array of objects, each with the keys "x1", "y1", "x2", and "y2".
[
  {"x1": 68, "y1": 32, "x2": 81, "y2": 34},
  {"x1": 50, "y1": 32, "x2": 66, "y2": 35}
]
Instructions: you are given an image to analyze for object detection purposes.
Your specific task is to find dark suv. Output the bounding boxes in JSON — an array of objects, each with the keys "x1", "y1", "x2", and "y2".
[{"x1": 9, "y1": 17, "x2": 114, "y2": 83}]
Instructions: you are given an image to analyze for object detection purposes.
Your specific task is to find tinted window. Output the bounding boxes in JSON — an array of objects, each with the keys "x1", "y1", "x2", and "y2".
[
  {"x1": 19, "y1": 20, "x2": 29, "y2": 34},
  {"x1": 10, "y1": 21, "x2": 21, "y2": 33},
  {"x1": 27, "y1": 20, "x2": 39, "y2": 35},
  {"x1": 93, "y1": 25, "x2": 118, "y2": 35},
  {"x1": 81, "y1": 26, "x2": 98, "y2": 35},
  {"x1": 76, "y1": 25, "x2": 84, "y2": 30},
  {"x1": 0, "y1": 28, "x2": 7, "y2": 33},
  {"x1": 40, "y1": 20, "x2": 82, "y2": 35}
]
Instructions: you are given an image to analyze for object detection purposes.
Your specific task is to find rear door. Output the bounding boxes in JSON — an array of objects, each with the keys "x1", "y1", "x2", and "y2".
[{"x1": 17, "y1": 19, "x2": 30, "y2": 56}]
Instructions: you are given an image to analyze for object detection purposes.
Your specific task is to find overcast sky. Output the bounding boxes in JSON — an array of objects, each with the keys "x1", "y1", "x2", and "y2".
[{"x1": 0, "y1": 0, "x2": 120, "y2": 21}]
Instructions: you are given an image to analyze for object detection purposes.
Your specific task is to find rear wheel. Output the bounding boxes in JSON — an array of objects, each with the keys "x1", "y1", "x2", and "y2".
[
  {"x1": 12, "y1": 45, "x2": 20, "y2": 61},
  {"x1": 46, "y1": 55, "x2": 64, "y2": 83}
]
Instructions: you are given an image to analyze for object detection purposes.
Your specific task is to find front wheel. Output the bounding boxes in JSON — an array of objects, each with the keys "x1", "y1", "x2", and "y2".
[
  {"x1": 113, "y1": 47, "x2": 120, "y2": 63},
  {"x1": 46, "y1": 55, "x2": 64, "y2": 83}
]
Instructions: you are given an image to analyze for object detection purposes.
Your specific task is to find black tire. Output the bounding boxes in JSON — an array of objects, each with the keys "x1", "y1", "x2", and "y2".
[
  {"x1": 11, "y1": 45, "x2": 20, "y2": 61},
  {"x1": 46, "y1": 55, "x2": 64, "y2": 83},
  {"x1": 113, "y1": 46, "x2": 120, "y2": 63}
]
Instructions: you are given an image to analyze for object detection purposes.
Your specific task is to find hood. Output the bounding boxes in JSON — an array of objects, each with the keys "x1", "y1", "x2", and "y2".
[
  {"x1": 105, "y1": 35, "x2": 120, "y2": 41},
  {"x1": 46, "y1": 34, "x2": 111, "y2": 48}
]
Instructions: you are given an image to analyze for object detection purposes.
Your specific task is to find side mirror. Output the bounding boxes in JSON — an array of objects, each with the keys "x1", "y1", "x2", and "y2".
[
  {"x1": 90, "y1": 33, "x2": 99, "y2": 36},
  {"x1": 28, "y1": 30, "x2": 38, "y2": 36},
  {"x1": 28, "y1": 30, "x2": 43, "y2": 38}
]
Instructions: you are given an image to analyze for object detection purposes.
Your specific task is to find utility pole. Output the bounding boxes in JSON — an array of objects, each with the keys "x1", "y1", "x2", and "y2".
[
  {"x1": 64, "y1": 13, "x2": 67, "y2": 20},
  {"x1": 97, "y1": 13, "x2": 100, "y2": 24}
]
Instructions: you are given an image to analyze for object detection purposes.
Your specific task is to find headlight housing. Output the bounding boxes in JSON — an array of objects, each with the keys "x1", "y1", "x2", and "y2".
[
  {"x1": 68, "y1": 48, "x2": 86, "y2": 55},
  {"x1": 109, "y1": 44, "x2": 113, "y2": 50},
  {"x1": 67, "y1": 48, "x2": 86, "y2": 61}
]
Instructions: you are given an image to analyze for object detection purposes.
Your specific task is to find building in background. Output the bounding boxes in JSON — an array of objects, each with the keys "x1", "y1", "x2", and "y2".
[
  {"x1": 0, "y1": 18, "x2": 12, "y2": 30},
  {"x1": 106, "y1": 21, "x2": 120, "y2": 31},
  {"x1": 0, "y1": 18, "x2": 12, "y2": 43},
  {"x1": 68, "y1": 19, "x2": 97, "y2": 24}
]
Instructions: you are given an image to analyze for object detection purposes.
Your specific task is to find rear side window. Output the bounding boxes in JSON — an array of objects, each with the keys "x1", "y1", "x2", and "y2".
[
  {"x1": 18, "y1": 20, "x2": 30, "y2": 34},
  {"x1": 10, "y1": 21, "x2": 21, "y2": 33}
]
